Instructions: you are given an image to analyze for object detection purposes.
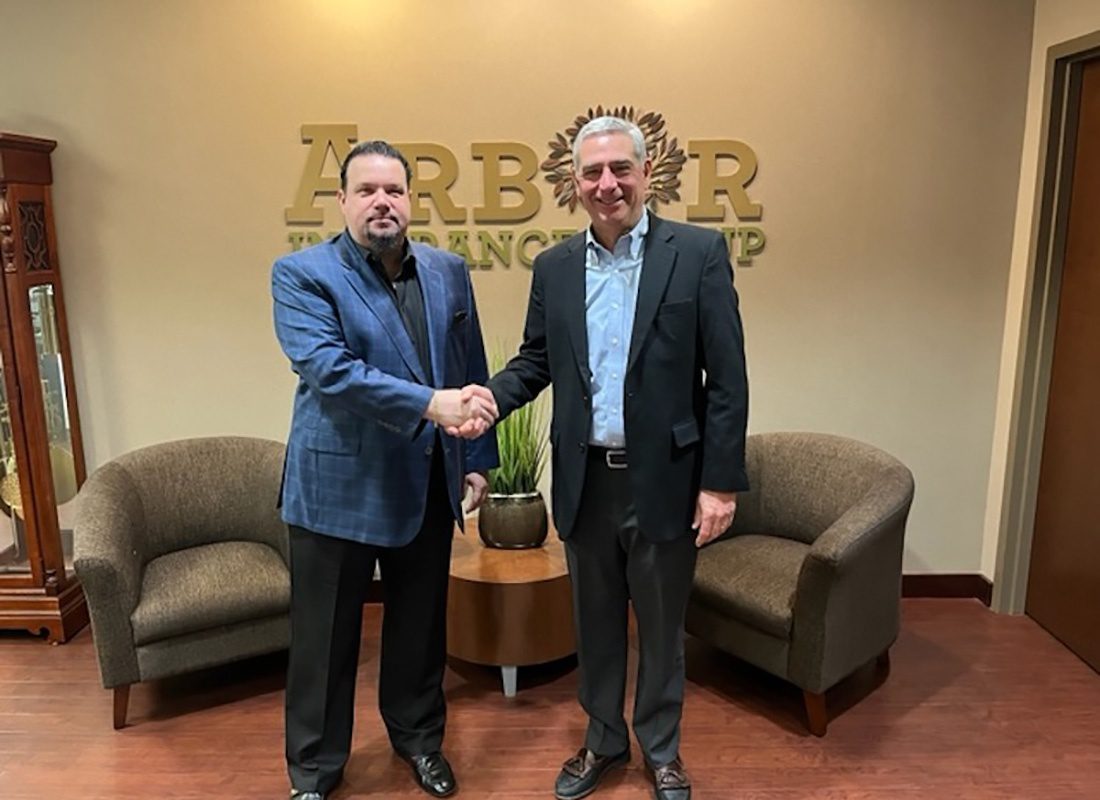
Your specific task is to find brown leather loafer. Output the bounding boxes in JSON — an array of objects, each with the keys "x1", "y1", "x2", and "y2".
[
  {"x1": 647, "y1": 757, "x2": 691, "y2": 800},
  {"x1": 554, "y1": 747, "x2": 630, "y2": 800}
]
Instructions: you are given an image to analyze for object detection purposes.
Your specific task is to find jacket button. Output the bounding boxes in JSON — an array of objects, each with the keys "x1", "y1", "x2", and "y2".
[
  {"x1": 577, "y1": 442, "x2": 586, "y2": 451},
  {"x1": 425, "y1": 445, "x2": 433, "y2": 456}
]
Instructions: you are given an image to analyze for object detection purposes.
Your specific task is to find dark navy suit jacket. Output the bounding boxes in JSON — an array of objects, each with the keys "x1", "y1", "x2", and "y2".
[{"x1": 487, "y1": 216, "x2": 748, "y2": 542}]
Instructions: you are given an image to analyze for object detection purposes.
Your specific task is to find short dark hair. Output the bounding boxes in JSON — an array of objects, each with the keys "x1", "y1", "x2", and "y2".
[{"x1": 339, "y1": 140, "x2": 413, "y2": 190}]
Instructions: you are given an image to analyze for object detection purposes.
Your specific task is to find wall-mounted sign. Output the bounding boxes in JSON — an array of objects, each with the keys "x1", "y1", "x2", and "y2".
[{"x1": 285, "y1": 106, "x2": 765, "y2": 266}]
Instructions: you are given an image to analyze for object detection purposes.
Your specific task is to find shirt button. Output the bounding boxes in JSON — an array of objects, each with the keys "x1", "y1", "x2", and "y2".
[{"x1": 611, "y1": 337, "x2": 619, "y2": 346}]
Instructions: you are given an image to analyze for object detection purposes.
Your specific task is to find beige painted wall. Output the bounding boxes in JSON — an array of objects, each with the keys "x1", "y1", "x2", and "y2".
[
  {"x1": 982, "y1": 0, "x2": 1100, "y2": 577},
  {"x1": 1, "y1": 0, "x2": 1033, "y2": 573}
]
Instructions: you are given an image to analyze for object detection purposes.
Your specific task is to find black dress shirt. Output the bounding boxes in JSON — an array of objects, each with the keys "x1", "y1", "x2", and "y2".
[{"x1": 358, "y1": 241, "x2": 433, "y2": 381}]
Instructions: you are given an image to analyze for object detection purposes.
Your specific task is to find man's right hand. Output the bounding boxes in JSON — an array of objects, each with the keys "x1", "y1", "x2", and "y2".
[{"x1": 425, "y1": 385, "x2": 498, "y2": 436}]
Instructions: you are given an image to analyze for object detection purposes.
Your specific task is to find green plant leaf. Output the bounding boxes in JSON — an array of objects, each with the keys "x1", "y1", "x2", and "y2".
[{"x1": 486, "y1": 344, "x2": 548, "y2": 495}]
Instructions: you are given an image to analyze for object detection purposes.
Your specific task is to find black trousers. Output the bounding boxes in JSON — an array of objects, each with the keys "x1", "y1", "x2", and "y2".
[
  {"x1": 564, "y1": 449, "x2": 698, "y2": 768},
  {"x1": 285, "y1": 452, "x2": 454, "y2": 794}
]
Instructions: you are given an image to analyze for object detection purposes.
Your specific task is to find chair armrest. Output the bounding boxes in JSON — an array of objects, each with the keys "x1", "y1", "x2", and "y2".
[
  {"x1": 250, "y1": 491, "x2": 289, "y2": 566},
  {"x1": 231, "y1": 438, "x2": 290, "y2": 565},
  {"x1": 260, "y1": 520, "x2": 290, "y2": 567},
  {"x1": 72, "y1": 463, "x2": 147, "y2": 688},
  {"x1": 788, "y1": 470, "x2": 914, "y2": 693}
]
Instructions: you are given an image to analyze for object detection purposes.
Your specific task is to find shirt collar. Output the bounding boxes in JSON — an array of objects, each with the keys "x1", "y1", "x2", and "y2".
[{"x1": 585, "y1": 209, "x2": 649, "y2": 263}]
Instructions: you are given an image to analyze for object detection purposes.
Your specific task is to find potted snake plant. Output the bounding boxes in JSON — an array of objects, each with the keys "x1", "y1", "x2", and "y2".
[{"x1": 478, "y1": 349, "x2": 549, "y2": 548}]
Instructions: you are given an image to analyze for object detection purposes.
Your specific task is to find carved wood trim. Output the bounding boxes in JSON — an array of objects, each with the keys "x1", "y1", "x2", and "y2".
[
  {"x1": 18, "y1": 201, "x2": 48, "y2": 271},
  {"x1": 0, "y1": 187, "x2": 14, "y2": 273}
]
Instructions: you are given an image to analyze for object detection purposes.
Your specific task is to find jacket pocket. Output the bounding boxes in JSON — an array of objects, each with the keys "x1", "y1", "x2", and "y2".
[
  {"x1": 301, "y1": 427, "x2": 361, "y2": 454},
  {"x1": 657, "y1": 298, "x2": 695, "y2": 316},
  {"x1": 671, "y1": 418, "x2": 700, "y2": 448}
]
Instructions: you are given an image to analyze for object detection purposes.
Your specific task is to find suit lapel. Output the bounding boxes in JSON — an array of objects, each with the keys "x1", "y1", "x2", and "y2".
[
  {"x1": 338, "y1": 234, "x2": 428, "y2": 385},
  {"x1": 627, "y1": 216, "x2": 676, "y2": 373},
  {"x1": 560, "y1": 237, "x2": 591, "y2": 385},
  {"x1": 414, "y1": 243, "x2": 447, "y2": 390}
]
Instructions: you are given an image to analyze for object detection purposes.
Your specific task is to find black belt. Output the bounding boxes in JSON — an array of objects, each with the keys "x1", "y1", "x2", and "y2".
[{"x1": 588, "y1": 445, "x2": 628, "y2": 470}]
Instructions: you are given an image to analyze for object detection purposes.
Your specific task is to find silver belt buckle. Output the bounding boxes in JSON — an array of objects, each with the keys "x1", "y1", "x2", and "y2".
[{"x1": 605, "y1": 449, "x2": 628, "y2": 470}]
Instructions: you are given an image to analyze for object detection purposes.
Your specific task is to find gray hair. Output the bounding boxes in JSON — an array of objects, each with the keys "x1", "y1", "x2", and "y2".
[{"x1": 572, "y1": 116, "x2": 647, "y2": 169}]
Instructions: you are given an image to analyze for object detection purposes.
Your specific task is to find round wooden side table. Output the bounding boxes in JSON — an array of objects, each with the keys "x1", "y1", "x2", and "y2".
[{"x1": 447, "y1": 518, "x2": 575, "y2": 696}]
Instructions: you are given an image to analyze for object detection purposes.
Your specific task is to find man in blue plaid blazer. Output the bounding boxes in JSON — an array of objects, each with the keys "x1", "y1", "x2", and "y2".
[{"x1": 272, "y1": 140, "x2": 499, "y2": 800}]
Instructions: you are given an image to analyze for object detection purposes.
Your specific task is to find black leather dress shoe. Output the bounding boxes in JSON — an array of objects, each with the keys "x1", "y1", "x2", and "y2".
[
  {"x1": 647, "y1": 757, "x2": 691, "y2": 800},
  {"x1": 403, "y1": 751, "x2": 457, "y2": 797},
  {"x1": 554, "y1": 747, "x2": 630, "y2": 800}
]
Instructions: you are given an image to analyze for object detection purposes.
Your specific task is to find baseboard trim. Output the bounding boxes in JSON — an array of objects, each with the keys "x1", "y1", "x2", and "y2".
[
  {"x1": 371, "y1": 574, "x2": 994, "y2": 606},
  {"x1": 903, "y1": 574, "x2": 993, "y2": 606}
]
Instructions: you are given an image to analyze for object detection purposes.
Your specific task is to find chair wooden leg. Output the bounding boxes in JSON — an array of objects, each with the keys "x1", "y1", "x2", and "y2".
[
  {"x1": 876, "y1": 648, "x2": 891, "y2": 670},
  {"x1": 803, "y1": 690, "x2": 828, "y2": 737},
  {"x1": 113, "y1": 685, "x2": 131, "y2": 730}
]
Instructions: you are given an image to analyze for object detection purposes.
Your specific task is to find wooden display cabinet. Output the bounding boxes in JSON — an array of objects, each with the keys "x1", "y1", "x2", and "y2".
[{"x1": 0, "y1": 133, "x2": 88, "y2": 642}]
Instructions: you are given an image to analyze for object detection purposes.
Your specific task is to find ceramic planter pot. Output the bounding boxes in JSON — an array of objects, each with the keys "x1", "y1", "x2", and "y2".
[{"x1": 478, "y1": 492, "x2": 549, "y2": 549}]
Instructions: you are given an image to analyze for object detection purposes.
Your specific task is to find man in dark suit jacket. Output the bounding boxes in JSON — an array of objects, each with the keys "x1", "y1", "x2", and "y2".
[
  {"x1": 272, "y1": 141, "x2": 499, "y2": 800},
  {"x1": 458, "y1": 116, "x2": 748, "y2": 800}
]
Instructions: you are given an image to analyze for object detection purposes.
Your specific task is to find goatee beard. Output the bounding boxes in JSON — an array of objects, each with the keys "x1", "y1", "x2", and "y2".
[{"x1": 365, "y1": 230, "x2": 404, "y2": 257}]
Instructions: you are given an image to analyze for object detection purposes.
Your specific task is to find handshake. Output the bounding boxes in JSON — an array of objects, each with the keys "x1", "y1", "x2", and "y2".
[{"x1": 425, "y1": 384, "x2": 498, "y2": 439}]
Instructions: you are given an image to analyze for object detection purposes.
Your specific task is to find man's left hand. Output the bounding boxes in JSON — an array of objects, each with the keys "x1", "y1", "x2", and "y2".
[
  {"x1": 463, "y1": 471, "x2": 490, "y2": 512},
  {"x1": 693, "y1": 489, "x2": 737, "y2": 547}
]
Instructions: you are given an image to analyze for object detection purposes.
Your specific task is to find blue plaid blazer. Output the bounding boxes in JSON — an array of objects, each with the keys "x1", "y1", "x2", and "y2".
[{"x1": 272, "y1": 232, "x2": 498, "y2": 546}]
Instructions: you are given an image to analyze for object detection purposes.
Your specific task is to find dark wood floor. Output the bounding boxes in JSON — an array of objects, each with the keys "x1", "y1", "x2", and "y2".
[{"x1": 1, "y1": 599, "x2": 1098, "y2": 799}]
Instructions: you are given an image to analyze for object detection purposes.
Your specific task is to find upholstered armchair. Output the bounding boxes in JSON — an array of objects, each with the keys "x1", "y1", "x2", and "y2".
[
  {"x1": 687, "y1": 432, "x2": 915, "y2": 735},
  {"x1": 73, "y1": 436, "x2": 290, "y2": 729}
]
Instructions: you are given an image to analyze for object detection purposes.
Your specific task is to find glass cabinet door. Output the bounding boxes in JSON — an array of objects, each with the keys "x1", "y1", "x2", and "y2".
[
  {"x1": 27, "y1": 283, "x2": 79, "y2": 571},
  {"x1": 0, "y1": 342, "x2": 29, "y2": 575}
]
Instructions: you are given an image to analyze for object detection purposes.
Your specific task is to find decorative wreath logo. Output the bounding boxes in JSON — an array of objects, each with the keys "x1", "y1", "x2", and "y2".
[{"x1": 540, "y1": 106, "x2": 687, "y2": 212}]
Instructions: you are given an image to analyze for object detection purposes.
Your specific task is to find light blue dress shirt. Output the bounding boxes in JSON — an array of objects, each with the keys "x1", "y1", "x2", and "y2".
[{"x1": 585, "y1": 210, "x2": 649, "y2": 448}]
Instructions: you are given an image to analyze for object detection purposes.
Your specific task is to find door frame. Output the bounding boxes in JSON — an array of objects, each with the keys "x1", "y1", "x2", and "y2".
[{"x1": 993, "y1": 31, "x2": 1100, "y2": 614}]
